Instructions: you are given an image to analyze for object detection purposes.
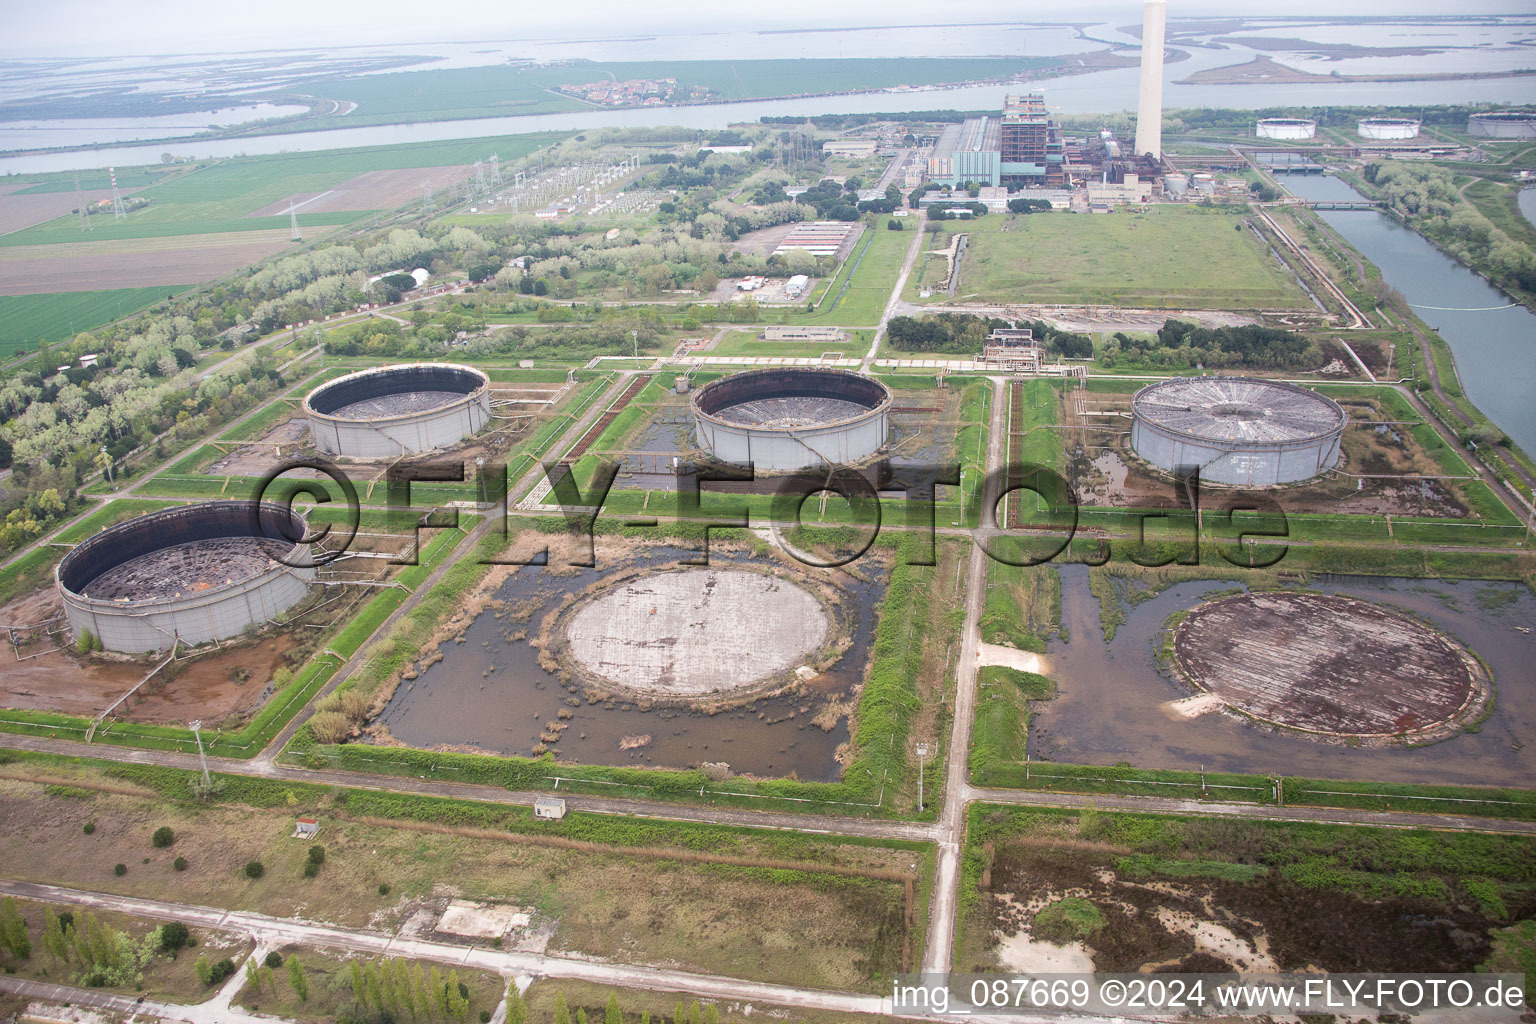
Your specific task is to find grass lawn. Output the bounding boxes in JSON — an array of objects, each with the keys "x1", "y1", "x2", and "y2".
[
  {"x1": 942, "y1": 207, "x2": 1310, "y2": 310},
  {"x1": 709, "y1": 328, "x2": 869, "y2": 358},
  {"x1": 0, "y1": 287, "x2": 187, "y2": 354},
  {"x1": 772, "y1": 227, "x2": 909, "y2": 328}
]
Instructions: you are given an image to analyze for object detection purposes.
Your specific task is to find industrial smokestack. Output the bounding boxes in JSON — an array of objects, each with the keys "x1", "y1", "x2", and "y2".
[{"x1": 1135, "y1": 0, "x2": 1166, "y2": 163}]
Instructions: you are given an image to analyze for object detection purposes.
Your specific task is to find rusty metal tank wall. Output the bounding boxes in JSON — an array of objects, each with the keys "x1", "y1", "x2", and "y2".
[
  {"x1": 56, "y1": 501, "x2": 314, "y2": 653},
  {"x1": 304, "y1": 363, "x2": 492, "y2": 458},
  {"x1": 691, "y1": 368, "x2": 892, "y2": 472}
]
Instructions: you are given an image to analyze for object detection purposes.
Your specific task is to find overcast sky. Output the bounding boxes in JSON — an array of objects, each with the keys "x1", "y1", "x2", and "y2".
[{"x1": 7, "y1": 1, "x2": 1527, "y2": 58}]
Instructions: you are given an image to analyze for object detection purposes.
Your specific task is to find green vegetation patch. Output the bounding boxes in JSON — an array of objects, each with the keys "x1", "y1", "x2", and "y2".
[{"x1": 955, "y1": 208, "x2": 1308, "y2": 309}]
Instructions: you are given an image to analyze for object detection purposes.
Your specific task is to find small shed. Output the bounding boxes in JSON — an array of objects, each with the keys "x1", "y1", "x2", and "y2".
[
  {"x1": 533, "y1": 796, "x2": 566, "y2": 821},
  {"x1": 293, "y1": 817, "x2": 320, "y2": 839}
]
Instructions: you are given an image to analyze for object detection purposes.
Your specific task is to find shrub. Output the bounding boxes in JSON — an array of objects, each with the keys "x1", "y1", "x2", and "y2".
[
  {"x1": 159, "y1": 922, "x2": 190, "y2": 951},
  {"x1": 308, "y1": 711, "x2": 353, "y2": 745},
  {"x1": 207, "y1": 958, "x2": 236, "y2": 985},
  {"x1": 83, "y1": 822, "x2": 95, "y2": 835},
  {"x1": 264, "y1": 951, "x2": 283, "y2": 969},
  {"x1": 378, "y1": 883, "x2": 391, "y2": 896},
  {"x1": 307, "y1": 845, "x2": 325, "y2": 865},
  {"x1": 302, "y1": 861, "x2": 319, "y2": 878},
  {"x1": 244, "y1": 861, "x2": 264, "y2": 879},
  {"x1": 152, "y1": 827, "x2": 175, "y2": 848},
  {"x1": 113, "y1": 863, "x2": 126, "y2": 876},
  {"x1": 1032, "y1": 897, "x2": 1106, "y2": 945},
  {"x1": 173, "y1": 857, "x2": 187, "y2": 871}
]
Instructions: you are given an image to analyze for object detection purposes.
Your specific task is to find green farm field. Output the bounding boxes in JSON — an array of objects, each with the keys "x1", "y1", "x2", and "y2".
[
  {"x1": 0, "y1": 286, "x2": 185, "y2": 354},
  {"x1": 1, "y1": 132, "x2": 570, "y2": 247},
  {"x1": 941, "y1": 207, "x2": 1310, "y2": 310}
]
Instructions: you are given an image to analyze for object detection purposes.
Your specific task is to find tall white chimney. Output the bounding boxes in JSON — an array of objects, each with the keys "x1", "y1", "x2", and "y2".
[{"x1": 1135, "y1": 0, "x2": 1166, "y2": 162}]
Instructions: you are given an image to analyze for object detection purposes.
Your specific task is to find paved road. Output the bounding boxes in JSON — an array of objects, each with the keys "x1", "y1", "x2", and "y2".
[
  {"x1": 922, "y1": 376, "x2": 1009, "y2": 973},
  {"x1": 863, "y1": 209, "x2": 927, "y2": 372}
]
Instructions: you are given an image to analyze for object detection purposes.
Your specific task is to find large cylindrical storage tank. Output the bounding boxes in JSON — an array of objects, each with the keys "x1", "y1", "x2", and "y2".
[
  {"x1": 692, "y1": 368, "x2": 891, "y2": 472},
  {"x1": 1256, "y1": 118, "x2": 1317, "y2": 140},
  {"x1": 1163, "y1": 172, "x2": 1189, "y2": 196},
  {"x1": 56, "y1": 501, "x2": 315, "y2": 653},
  {"x1": 1468, "y1": 111, "x2": 1536, "y2": 138},
  {"x1": 1357, "y1": 118, "x2": 1421, "y2": 140},
  {"x1": 304, "y1": 363, "x2": 492, "y2": 458},
  {"x1": 1130, "y1": 376, "x2": 1346, "y2": 487}
]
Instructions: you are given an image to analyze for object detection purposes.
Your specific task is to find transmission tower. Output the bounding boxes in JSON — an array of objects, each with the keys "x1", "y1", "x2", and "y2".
[
  {"x1": 422, "y1": 178, "x2": 435, "y2": 214},
  {"x1": 288, "y1": 197, "x2": 302, "y2": 242},
  {"x1": 489, "y1": 153, "x2": 500, "y2": 184},
  {"x1": 108, "y1": 166, "x2": 127, "y2": 219},
  {"x1": 473, "y1": 159, "x2": 487, "y2": 195},
  {"x1": 75, "y1": 174, "x2": 92, "y2": 232}
]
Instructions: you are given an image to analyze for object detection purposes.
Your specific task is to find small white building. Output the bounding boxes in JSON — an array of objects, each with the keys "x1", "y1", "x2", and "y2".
[
  {"x1": 785, "y1": 274, "x2": 810, "y2": 298},
  {"x1": 293, "y1": 818, "x2": 320, "y2": 839},
  {"x1": 534, "y1": 796, "x2": 567, "y2": 821},
  {"x1": 410, "y1": 268, "x2": 431, "y2": 288}
]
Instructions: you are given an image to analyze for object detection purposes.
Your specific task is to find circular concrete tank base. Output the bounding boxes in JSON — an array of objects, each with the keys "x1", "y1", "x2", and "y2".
[
  {"x1": 561, "y1": 567, "x2": 832, "y2": 701},
  {"x1": 1166, "y1": 591, "x2": 1488, "y2": 743}
]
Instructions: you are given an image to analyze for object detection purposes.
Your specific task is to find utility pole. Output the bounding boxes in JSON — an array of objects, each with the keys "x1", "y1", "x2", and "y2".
[
  {"x1": 188, "y1": 720, "x2": 211, "y2": 788},
  {"x1": 916, "y1": 742, "x2": 930, "y2": 811},
  {"x1": 631, "y1": 329, "x2": 639, "y2": 361}
]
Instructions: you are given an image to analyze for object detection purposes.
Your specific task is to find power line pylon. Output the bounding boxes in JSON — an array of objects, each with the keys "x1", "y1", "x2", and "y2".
[
  {"x1": 108, "y1": 166, "x2": 127, "y2": 219},
  {"x1": 288, "y1": 197, "x2": 302, "y2": 241}
]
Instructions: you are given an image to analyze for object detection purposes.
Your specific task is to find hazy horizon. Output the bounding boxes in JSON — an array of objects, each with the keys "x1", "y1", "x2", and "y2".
[{"x1": 7, "y1": 3, "x2": 1533, "y2": 59}]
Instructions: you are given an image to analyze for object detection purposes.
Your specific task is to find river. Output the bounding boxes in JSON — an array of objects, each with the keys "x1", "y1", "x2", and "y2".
[
  {"x1": 1279, "y1": 173, "x2": 1536, "y2": 459},
  {"x1": 3, "y1": 35, "x2": 1535, "y2": 175}
]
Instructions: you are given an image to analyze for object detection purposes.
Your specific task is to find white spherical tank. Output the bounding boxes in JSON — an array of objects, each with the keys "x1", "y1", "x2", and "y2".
[
  {"x1": 304, "y1": 363, "x2": 492, "y2": 458},
  {"x1": 1131, "y1": 376, "x2": 1346, "y2": 487}
]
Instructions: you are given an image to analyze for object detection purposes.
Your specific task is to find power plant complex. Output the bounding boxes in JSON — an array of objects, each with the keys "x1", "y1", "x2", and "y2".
[
  {"x1": 56, "y1": 501, "x2": 314, "y2": 653},
  {"x1": 926, "y1": 93, "x2": 1067, "y2": 188},
  {"x1": 1130, "y1": 377, "x2": 1347, "y2": 487},
  {"x1": 303, "y1": 363, "x2": 492, "y2": 458},
  {"x1": 691, "y1": 367, "x2": 891, "y2": 472}
]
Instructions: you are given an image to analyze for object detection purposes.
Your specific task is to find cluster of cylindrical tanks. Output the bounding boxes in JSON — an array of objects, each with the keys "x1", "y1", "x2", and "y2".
[
  {"x1": 1468, "y1": 111, "x2": 1536, "y2": 138},
  {"x1": 1357, "y1": 118, "x2": 1421, "y2": 140},
  {"x1": 692, "y1": 368, "x2": 891, "y2": 472},
  {"x1": 303, "y1": 363, "x2": 491, "y2": 458},
  {"x1": 1130, "y1": 376, "x2": 1347, "y2": 487},
  {"x1": 57, "y1": 501, "x2": 314, "y2": 653},
  {"x1": 1256, "y1": 118, "x2": 1317, "y2": 140}
]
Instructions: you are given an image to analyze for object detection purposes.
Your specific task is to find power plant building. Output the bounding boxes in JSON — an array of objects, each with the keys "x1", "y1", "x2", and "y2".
[
  {"x1": 1130, "y1": 377, "x2": 1346, "y2": 487},
  {"x1": 926, "y1": 95, "x2": 1064, "y2": 188}
]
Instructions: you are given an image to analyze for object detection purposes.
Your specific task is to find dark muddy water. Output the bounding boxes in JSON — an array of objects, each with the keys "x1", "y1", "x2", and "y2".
[
  {"x1": 379, "y1": 545, "x2": 884, "y2": 780},
  {"x1": 1030, "y1": 566, "x2": 1535, "y2": 786}
]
